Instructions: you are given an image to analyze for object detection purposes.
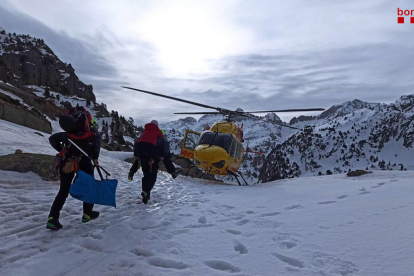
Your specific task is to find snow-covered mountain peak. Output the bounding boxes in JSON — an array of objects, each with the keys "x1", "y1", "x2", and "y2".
[
  {"x1": 264, "y1": 112, "x2": 282, "y2": 122},
  {"x1": 390, "y1": 94, "x2": 414, "y2": 113},
  {"x1": 319, "y1": 99, "x2": 367, "y2": 120},
  {"x1": 179, "y1": 117, "x2": 197, "y2": 124}
]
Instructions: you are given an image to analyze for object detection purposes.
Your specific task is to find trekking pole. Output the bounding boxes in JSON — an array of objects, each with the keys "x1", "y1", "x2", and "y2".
[{"x1": 67, "y1": 138, "x2": 111, "y2": 177}]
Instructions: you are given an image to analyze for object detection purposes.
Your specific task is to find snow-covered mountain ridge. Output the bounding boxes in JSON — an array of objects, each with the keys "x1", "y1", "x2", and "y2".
[{"x1": 260, "y1": 95, "x2": 414, "y2": 182}]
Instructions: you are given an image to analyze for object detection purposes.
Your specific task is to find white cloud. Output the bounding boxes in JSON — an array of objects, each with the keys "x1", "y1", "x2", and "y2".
[{"x1": 1, "y1": 0, "x2": 414, "y2": 125}]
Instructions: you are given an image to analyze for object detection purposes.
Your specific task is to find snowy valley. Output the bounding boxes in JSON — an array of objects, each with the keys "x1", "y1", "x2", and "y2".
[
  {"x1": 1, "y1": 25, "x2": 414, "y2": 276},
  {"x1": 1, "y1": 119, "x2": 414, "y2": 276}
]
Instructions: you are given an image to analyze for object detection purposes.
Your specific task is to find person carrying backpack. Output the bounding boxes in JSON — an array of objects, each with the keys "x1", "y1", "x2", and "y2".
[
  {"x1": 133, "y1": 120, "x2": 179, "y2": 204},
  {"x1": 46, "y1": 106, "x2": 101, "y2": 230}
]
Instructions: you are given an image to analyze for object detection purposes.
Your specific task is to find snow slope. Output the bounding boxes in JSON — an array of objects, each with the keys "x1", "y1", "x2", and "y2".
[{"x1": 1, "y1": 119, "x2": 414, "y2": 276}]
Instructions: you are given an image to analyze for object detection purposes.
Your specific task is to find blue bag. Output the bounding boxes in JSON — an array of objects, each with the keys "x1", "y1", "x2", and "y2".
[{"x1": 70, "y1": 170, "x2": 118, "y2": 207}]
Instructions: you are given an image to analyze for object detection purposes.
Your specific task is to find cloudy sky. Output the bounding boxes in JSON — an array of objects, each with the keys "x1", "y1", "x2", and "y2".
[{"x1": 0, "y1": 0, "x2": 413, "y2": 125}]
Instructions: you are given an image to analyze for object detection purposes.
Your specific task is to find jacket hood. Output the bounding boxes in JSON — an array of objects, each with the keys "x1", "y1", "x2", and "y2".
[{"x1": 145, "y1": 123, "x2": 160, "y2": 132}]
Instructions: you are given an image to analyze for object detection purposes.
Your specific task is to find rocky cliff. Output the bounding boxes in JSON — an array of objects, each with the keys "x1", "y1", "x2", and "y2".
[
  {"x1": 0, "y1": 87, "x2": 53, "y2": 133},
  {"x1": 0, "y1": 27, "x2": 95, "y2": 101}
]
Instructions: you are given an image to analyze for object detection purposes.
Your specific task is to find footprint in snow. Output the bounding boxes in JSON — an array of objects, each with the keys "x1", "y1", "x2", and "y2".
[
  {"x1": 222, "y1": 205, "x2": 236, "y2": 210},
  {"x1": 131, "y1": 247, "x2": 154, "y2": 257},
  {"x1": 377, "y1": 182, "x2": 386, "y2": 186},
  {"x1": 81, "y1": 237, "x2": 104, "y2": 252},
  {"x1": 273, "y1": 253, "x2": 305, "y2": 268},
  {"x1": 359, "y1": 191, "x2": 371, "y2": 195},
  {"x1": 390, "y1": 179, "x2": 398, "y2": 182},
  {"x1": 184, "y1": 223, "x2": 215, "y2": 229},
  {"x1": 359, "y1": 187, "x2": 366, "y2": 191},
  {"x1": 204, "y1": 260, "x2": 241, "y2": 273},
  {"x1": 310, "y1": 251, "x2": 358, "y2": 275},
  {"x1": 318, "y1": 201, "x2": 336, "y2": 205},
  {"x1": 198, "y1": 216, "x2": 207, "y2": 224},
  {"x1": 260, "y1": 212, "x2": 281, "y2": 217},
  {"x1": 234, "y1": 241, "x2": 248, "y2": 254},
  {"x1": 178, "y1": 213, "x2": 193, "y2": 217},
  {"x1": 226, "y1": 229, "x2": 242, "y2": 235},
  {"x1": 109, "y1": 259, "x2": 136, "y2": 269},
  {"x1": 272, "y1": 233, "x2": 299, "y2": 249},
  {"x1": 236, "y1": 219, "x2": 250, "y2": 226},
  {"x1": 285, "y1": 204, "x2": 301, "y2": 210},
  {"x1": 147, "y1": 256, "x2": 189, "y2": 269},
  {"x1": 336, "y1": 195, "x2": 348, "y2": 199}
]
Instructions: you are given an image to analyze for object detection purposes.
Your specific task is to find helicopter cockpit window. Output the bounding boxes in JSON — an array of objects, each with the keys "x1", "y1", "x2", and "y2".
[
  {"x1": 198, "y1": 132, "x2": 233, "y2": 152},
  {"x1": 237, "y1": 143, "x2": 243, "y2": 159},
  {"x1": 235, "y1": 142, "x2": 241, "y2": 159},
  {"x1": 230, "y1": 139, "x2": 236, "y2": 157},
  {"x1": 184, "y1": 132, "x2": 200, "y2": 151}
]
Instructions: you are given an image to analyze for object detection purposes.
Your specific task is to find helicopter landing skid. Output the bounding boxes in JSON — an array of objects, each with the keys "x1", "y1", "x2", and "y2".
[
  {"x1": 185, "y1": 165, "x2": 208, "y2": 179},
  {"x1": 185, "y1": 165, "x2": 197, "y2": 176},
  {"x1": 185, "y1": 166, "x2": 248, "y2": 186},
  {"x1": 228, "y1": 171, "x2": 249, "y2": 186}
]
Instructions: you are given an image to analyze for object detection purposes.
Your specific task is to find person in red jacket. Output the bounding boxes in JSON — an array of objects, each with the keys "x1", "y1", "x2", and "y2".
[{"x1": 133, "y1": 120, "x2": 178, "y2": 204}]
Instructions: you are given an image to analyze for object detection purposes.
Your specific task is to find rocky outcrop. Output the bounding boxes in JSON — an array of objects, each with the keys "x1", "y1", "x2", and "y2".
[
  {"x1": 289, "y1": 115, "x2": 316, "y2": 125},
  {"x1": 0, "y1": 153, "x2": 58, "y2": 181},
  {"x1": 0, "y1": 82, "x2": 65, "y2": 120},
  {"x1": 0, "y1": 29, "x2": 95, "y2": 101},
  {"x1": 0, "y1": 92, "x2": 52, "y2": 133}
]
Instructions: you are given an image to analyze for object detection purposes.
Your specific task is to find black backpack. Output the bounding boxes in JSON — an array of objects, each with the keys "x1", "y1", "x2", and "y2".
[{"x1": 59, "y1": 106, "x2": 92, "y2": 136}]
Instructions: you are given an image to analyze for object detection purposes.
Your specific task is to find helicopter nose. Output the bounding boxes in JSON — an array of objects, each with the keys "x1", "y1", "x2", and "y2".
[{"x1": 195, "y1": 145, "x2": 227, "y2": 169}]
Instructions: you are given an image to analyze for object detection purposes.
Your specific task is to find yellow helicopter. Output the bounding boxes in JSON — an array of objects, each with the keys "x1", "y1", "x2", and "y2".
[{"x1": 122, "y1": 86, "x2": 325, "y2": 185}]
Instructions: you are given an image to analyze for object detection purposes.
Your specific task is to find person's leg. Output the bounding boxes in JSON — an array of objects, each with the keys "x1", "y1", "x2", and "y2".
[
  {"x1": 49, "y1": 171, "x2": 74, "y2": 219},
  {"x1": 140, "y1": 157, "x2": 151, "y2": 194},
  {"x1": 162, "y1": 154, "x2": 176, "y2": 175},
  {"x1": 47, "y1": 170, "x2": 74, "y2": 229},
  {"x1": 130, "y1": 159, "x2": 140, "y2": 175},
  {"x1": 128, "y1": 159, "x2": 140, "y2": 180},
  {"x1": 147, "y1": 159, "x2": 159, "y2": 196}
]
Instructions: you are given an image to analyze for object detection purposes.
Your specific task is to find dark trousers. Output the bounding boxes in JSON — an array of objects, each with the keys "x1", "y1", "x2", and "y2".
[
  {"x1": 140, "y1": 157, "x2": 159, "y2": 195},
  {"x1": 49, "y1": 159, "x2": 94, "y2": 219},
  {"x1": 129, "y1": 158, "x2": 140, "y2": 176},
  {"x1": 163, "y1": 154, "x2": 176, "y2": 175}
]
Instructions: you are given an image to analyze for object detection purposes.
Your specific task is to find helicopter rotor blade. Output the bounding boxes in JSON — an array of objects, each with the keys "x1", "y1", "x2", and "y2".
[
  {"x1": 174, "y1": 108, "x2": 325, "y2": 115},
  {"x1": 121, "y1": 86, "x2": 219, "y2": 111},
  {"x1": 242, "y1": 108, "x2": 325, "y2": 113},
  {"x1": 174, "y1": 112, "x2": 221, "y2": 115}
]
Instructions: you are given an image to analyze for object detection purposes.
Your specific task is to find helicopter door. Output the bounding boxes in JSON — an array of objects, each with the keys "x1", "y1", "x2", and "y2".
[{"x1": 180, "y1": 130, "x2": 201, "y2": 159}]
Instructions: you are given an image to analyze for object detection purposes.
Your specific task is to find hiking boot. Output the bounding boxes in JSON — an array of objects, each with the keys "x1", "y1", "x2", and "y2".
[
  {"x1": 172, "y1": 168, "x2": 182, "y2": 179},
  {"x1": 46, "y1": 217, "x2": 63, "y2": 230},
  {"x1": 128, "y1": 172, "x2": 133, "y2": 181},
  {"x1": 82, "y1": 211, "x2": 100, "y2": 223},
  {"x1": 141, "y1": 191, "x2": 150, "y2": 204}
]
